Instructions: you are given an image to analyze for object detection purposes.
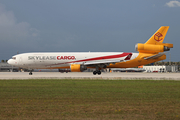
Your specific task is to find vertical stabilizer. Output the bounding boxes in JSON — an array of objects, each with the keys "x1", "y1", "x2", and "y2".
[{"x1": 145, "y1": 26, "x2": 169, "y2": 44}]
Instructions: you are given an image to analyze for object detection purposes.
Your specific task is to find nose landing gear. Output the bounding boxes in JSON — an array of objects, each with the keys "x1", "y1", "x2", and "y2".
[{"x1": 29, "y1": 70, "x2": 33, "y2": 75}]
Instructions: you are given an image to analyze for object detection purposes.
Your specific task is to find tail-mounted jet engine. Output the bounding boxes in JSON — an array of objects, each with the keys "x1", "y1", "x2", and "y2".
[{"x1": 135, "y1": 43, "x2": 173, "y2": 53}]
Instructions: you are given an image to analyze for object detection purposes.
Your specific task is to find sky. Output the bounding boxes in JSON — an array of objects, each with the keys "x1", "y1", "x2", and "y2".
[{"x1": 0, "y1": 0, "x2": 180, "y2": 62}]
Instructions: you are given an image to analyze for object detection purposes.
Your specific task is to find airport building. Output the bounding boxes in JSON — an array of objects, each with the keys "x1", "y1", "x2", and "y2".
[
  {"x1": 111, "y1": 68, "x2": 145, "y2": 72},
  {"x1": 111, "y1": 65, "x2": 179, "y2": 73},
  {"x1": 143, "y1": 65, "x2": 178, "y2": 73},
  {"x1": 0, "y1": 62, "x2": 19, "y2": 72}
]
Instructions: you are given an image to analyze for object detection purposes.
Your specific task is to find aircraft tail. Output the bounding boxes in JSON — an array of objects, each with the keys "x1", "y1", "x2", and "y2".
[
  {"x1": 135, "y1": 26, "x2": 173, "y2": 53},
  {"x1": 145, "y1": 26, "x2": 169, "y2": 44}
]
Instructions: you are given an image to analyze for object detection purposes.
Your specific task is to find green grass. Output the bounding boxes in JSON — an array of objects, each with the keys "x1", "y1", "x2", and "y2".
[{"x1": 0, "y1": 79, "x2": 180, "y2": 120}]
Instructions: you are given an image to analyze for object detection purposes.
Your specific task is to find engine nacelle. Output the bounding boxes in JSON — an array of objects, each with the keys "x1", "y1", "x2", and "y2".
[
  {"x1": 70, "y1": 64, "x2": 87, "y2": 72},
  {"x1": 135, "y1": 43, "x2": 170, "y2": 53}
]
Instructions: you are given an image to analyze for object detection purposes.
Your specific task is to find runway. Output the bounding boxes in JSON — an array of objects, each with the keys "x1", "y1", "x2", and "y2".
[{"x1": 0, "y1": 72, "x2": 180, "y2": 80}]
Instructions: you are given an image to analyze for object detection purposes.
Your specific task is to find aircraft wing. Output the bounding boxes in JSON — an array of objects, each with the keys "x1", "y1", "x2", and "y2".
[
  {"x1": 144, "y1": 52, "x2": 166, "y2": 60},
  {"x1": 83, "y1": 53, "x2": 132, "y2": 66},
  {"x1": 84, "y1": 60, "x2": 124, "y2": 66}
]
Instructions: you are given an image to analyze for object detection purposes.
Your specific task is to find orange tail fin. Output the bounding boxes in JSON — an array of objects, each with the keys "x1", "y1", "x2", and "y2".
[{"x1": 145, "y1": 26, "x2": 169, "y2": 44}]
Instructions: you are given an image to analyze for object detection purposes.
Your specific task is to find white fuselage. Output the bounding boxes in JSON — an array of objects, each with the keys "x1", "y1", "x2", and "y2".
[{"x1": 8, "y1": 52, "x2": 139, "y2": 69}]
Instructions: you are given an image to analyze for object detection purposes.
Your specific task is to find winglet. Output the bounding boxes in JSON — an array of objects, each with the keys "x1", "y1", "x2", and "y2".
[{"x1": 124, "y1": 53, "x2": 132, "y2": 60}]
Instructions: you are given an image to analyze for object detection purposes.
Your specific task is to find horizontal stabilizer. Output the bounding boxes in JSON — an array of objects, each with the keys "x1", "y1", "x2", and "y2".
[{"x1": 144, "y1": 52, "x2": 166, "y2": 60}]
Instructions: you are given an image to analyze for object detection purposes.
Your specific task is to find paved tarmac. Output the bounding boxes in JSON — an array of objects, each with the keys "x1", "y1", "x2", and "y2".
[{"x1": 0, "y1": 72, "x2": 180, "y2": 80}]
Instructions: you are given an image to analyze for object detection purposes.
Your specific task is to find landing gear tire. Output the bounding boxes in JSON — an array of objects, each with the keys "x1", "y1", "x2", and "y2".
[
  {"x1": 97, "y1": 71, "x2": 101, "y2": 75},
  {"x1": 93, "y1": 71, "x2": 97, "y2": 75},
  {"x1": 93, "y1": 71, "x2": 101, "y2": 75},
  {"x1": 29, "y1": 72, "x2": 33, "y2": 75}
]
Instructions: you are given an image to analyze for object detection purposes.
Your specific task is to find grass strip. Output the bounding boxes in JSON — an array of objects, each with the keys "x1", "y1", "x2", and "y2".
[{"x1": 0, "y1": 79, "x2": 180, "y2": 120}]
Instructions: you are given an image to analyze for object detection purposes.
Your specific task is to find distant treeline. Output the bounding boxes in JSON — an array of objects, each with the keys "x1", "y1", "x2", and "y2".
[{"x1": 1, "y1": 60, "x2": 8, "y2": 63}]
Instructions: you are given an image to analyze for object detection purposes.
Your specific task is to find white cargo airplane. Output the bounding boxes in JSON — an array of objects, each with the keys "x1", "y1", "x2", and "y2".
[{"x1": 8, "y1": 26, "x2": 173, "y2": 75}]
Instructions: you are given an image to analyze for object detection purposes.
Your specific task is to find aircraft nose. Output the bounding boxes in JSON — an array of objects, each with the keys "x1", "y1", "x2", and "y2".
[{"x1": 7, "y1": 59, "x2": 13, "y2": 65}]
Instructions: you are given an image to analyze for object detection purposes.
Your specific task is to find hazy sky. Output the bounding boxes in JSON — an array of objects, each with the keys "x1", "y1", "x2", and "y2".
[{"x1": 0, "y1": 0, "x2": 180, "y2": 61}]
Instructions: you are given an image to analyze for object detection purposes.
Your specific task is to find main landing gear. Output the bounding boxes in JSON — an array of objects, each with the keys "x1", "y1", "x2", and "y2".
[
  {"x1": 92, "y1": 65, "x2": 105, "y2": 75},
  {"x1": 93, "y1": 70, "x2": 101, "y2": 75}
]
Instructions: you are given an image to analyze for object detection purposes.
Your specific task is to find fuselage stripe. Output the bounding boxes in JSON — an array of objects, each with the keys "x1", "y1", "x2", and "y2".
[{"x1": 49, "y1": 52, "x2": 131, "y2": 66}]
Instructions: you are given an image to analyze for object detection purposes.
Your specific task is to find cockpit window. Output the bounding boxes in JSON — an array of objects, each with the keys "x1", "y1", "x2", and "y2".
[{"x1": 12, "y1": 57, "x2": 16, "y2": 60}]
